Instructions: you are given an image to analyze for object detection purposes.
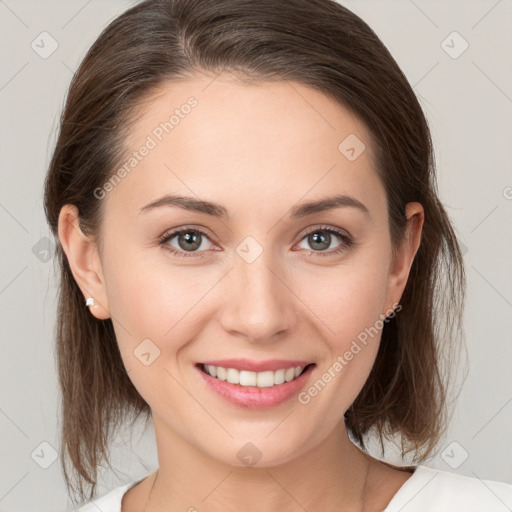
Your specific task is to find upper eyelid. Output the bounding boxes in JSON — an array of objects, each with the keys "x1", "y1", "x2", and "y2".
[{"x1": 296, "y1": 224, "x2": 351, "y2": 240}]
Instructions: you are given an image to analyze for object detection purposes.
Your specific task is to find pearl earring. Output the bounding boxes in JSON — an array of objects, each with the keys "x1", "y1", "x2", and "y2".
[{"x1": 85, "y1": 297, "x2": 95, "y2": 308}]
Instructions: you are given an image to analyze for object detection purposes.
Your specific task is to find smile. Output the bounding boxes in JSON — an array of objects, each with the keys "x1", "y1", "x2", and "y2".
[{"x1": 201, "y1": 363, "x2": 313, "y2": 388}]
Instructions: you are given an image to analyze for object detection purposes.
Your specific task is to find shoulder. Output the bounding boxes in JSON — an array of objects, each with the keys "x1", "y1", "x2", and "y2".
[
  {"x1": 385, "y1": 464, "x2": 512, "y2": 511},
  {"x1": 73, "y1": 478, "x2": 143, "y2": 512}
]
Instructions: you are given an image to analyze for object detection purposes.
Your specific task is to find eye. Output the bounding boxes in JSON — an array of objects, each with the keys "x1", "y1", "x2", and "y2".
[
  {"x1": 295, "y1": 225, "x2": 353, "y2": 257},
  {"x1": 159, "y1": 227, "x2": 216, "y2": 258},
  {"x1": 159, "y1": 225, "x2": 354, "y2": 259}
]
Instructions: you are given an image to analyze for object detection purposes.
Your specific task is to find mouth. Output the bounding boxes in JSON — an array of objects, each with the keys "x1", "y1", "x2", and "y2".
[
  {"x1": 194, "y1": 361, "x2": 317, "y2": 409},
  {"x1": 197, "y1": 362, "x2": 315, "y2": 388}
]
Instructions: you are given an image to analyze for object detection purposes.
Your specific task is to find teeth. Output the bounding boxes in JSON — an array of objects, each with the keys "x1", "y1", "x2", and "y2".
[
  {"x1": 240, "y1": 370, "x2": 257, "y2": 386},
  {"x1": 216, "y1": 366, "x2": 227, "y2": 381},
  {"x1": 226, "y1": 368, "x2": 239, "y2": 384},
  {"x1": 203, "y1": 364, "x2": 307, "y2": 387}
]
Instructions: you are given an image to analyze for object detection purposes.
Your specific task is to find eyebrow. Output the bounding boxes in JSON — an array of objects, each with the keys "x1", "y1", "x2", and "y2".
[{"x1": 139, "y1": 193, "x2": 369, "y2": 218}]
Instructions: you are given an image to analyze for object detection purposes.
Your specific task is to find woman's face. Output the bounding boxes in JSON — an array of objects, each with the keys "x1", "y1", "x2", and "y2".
[{"x1": 73, "y1": 74, "x2": 422, "y2": 467}]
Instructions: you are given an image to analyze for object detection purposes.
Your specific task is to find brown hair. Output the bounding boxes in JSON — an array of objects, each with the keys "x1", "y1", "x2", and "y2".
[{"x1": 43, "y1": 0, "x2": 466, "y2": 504}]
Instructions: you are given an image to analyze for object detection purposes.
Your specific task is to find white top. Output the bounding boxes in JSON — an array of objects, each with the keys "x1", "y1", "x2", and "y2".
[{"x1": 75, "y1": 464, "x2": 512, "y2": 511}]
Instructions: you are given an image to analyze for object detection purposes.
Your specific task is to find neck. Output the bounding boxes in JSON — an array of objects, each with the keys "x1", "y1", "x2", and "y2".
[{"x1": 144, "y1": 419, "x2": 373, "y2": 512}]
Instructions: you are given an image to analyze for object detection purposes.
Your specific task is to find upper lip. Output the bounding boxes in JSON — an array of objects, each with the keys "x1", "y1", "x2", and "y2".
[{"x1": 199, "y1": 358, "x2": 315, "y2": 372}]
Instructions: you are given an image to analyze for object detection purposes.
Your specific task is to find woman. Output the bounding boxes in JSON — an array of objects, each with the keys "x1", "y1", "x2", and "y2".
[{"x1": 44, "y1": 0, "x2": 512, "y2": 510}]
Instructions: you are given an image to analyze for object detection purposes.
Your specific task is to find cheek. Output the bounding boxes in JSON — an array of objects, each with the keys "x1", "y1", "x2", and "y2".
[
  {"x1": 100, "y1": 244, "x2": 215, "y2": 395},
  {"x1": 103, "y1": 239, "x2": 207, "y2": 339},
  {"x1": 292, "y1": 251, "x2": 391, "y2": 412},
  {"x1": 295, "y1": 252, "x2": 391, "y2": 345}
]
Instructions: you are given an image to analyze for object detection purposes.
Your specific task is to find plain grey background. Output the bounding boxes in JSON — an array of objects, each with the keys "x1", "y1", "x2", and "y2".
[{"x1": 0, "y1": 0, "x2": 511, "y2": 510}]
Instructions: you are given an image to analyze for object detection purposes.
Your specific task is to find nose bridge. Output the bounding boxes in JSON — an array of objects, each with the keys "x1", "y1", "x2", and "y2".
[{"x1": 220, "y1": 239, "x2": 295, "y2": 341}]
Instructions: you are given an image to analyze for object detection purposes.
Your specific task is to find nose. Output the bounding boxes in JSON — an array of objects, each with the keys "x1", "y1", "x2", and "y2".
[{"x1": 218, "y1": 248, "x2": 298, "y2": 343}]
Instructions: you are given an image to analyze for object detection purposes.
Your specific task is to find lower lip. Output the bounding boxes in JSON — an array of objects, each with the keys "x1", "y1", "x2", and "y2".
[{"x1": 196, "y1": 363, "x2": 316, "y2": 409}]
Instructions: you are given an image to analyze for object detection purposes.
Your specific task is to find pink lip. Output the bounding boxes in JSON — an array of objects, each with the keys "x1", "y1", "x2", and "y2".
[
  {"x1": 200, "y1": 358, "x2": 313, "y2": 372},
  {"x1": 195, "y1": 363, "x2": 316, "y2": 409}
]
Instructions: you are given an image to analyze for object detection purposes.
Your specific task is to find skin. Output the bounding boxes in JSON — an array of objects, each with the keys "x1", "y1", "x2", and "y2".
[{"x1": 58, "y1": 73, "x2": 424, "y2": 511}]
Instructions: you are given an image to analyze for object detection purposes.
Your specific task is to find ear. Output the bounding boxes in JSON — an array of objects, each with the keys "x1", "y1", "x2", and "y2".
[
  {"x1": 57, "y1": 204, "x2": 111, "y2": 320},
  {"x1": 384, "y1": 202, "x2": 424, "y2": 312}
]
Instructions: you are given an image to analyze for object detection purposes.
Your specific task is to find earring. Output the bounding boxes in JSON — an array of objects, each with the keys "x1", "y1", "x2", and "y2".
[{"x1": 85, "y1": 297, "x2": 95, "y2": 308}]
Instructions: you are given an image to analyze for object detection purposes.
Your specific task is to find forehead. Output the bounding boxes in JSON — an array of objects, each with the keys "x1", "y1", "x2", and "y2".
[{"x1": 105, "y1": 74, "x2": 385, "y2": 218}]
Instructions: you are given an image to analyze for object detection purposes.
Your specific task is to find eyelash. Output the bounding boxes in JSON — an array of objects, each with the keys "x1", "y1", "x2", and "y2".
[{"x1": 158, "y1": 225, "x2": 354, "y2": 259}]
